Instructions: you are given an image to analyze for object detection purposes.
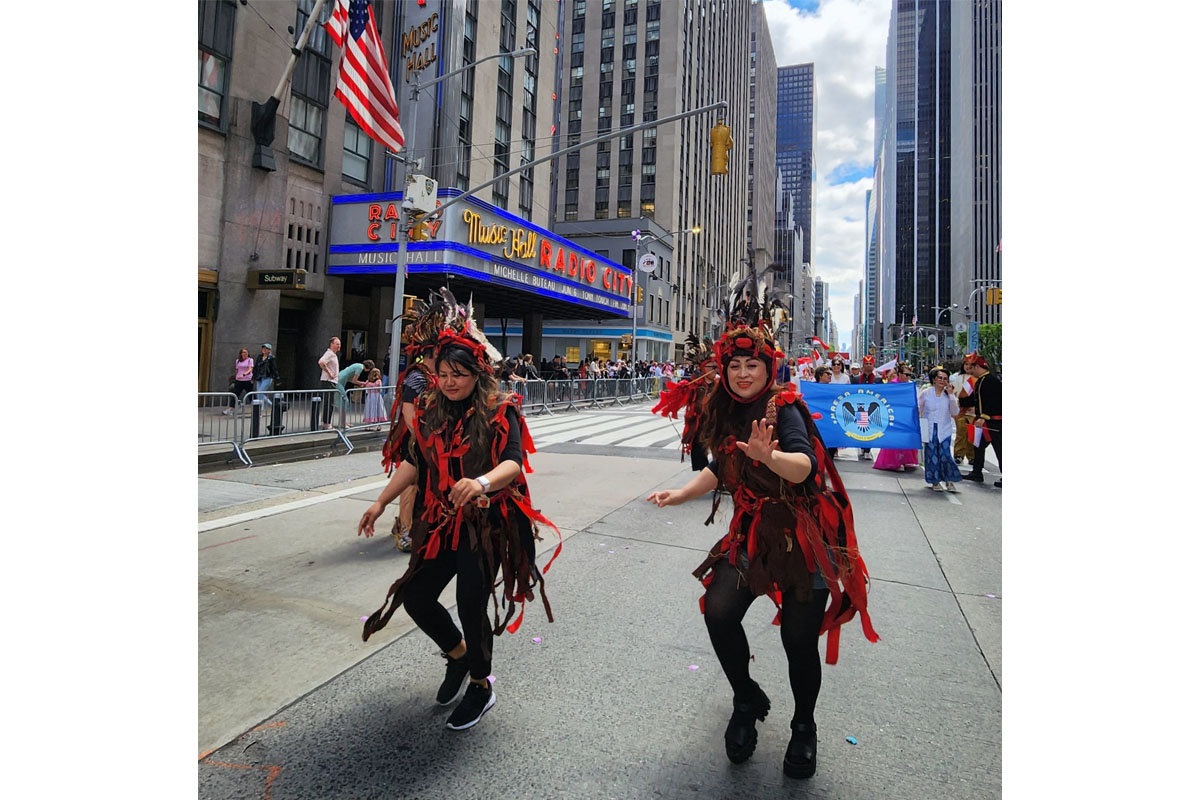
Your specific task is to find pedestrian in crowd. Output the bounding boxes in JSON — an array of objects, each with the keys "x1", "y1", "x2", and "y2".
[
  {"x1": 499, "y1": 357, "x2": 525, "y2": 384},
  {"x1": 918, "y1": 366, "x2": 962, "y2": 492},
  {"x1": 872, "y1": 363, "x2": 921, "y2": 472},
  {"x1": 362, "y1": 368, "x2": 387, "y2": 430},
  {"x1": 336, "y1": 359, "x2": 374, "y2": 421},
  {"x1": 318, "y1": 337, "x2": 341, "y2": 429},
  {"x1": 812, "y1": 365, "x2": 838, "y2": 461},
  {"x1": 519, "y1": 354, "x2": 540, "y2": 381},
  {"x1": 960, "y1": 352, "x2": 1001, "y2": 487},
  {"x1": 849, "y1": 363, "x2": 862, "y2": 382},
  {"x1": 225, "y1": 347, "x2": 255, "y2": 414},
  {"x1": 829, "y1": 357, "x2": 851, "y2": 385},
  {"x1": 776, "y1": 356, "x2": 792, "y2": 384},
  {"x1": 647, "y1": 296, "x2": 877, "y2": 781},
  {"x1": 946, "y1": 359, "x2": 976, "y2": 465},
  {"x1": 850, "y1": 356, "x2": 878, "y2": 460},
  {"x1": 358, "y1": 290, "x2": 558, "y2": 732},
  {"x1": 253, "y1": 343, "x2": 279, "y2": 407}
]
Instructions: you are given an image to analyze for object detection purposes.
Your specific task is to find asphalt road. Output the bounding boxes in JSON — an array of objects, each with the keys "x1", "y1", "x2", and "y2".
[{"x1": 198, "y1": 405, "x2": 1001, "y2": 799}]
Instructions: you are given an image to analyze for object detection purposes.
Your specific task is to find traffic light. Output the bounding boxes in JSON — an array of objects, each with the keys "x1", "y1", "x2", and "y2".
[
  {"x1": 710, "y1": 119, "x2": 733, "y2": 175},
  {"x1": 636, "y1": 286, "x2": 643, "y2": 304},
  {"x1": 986, "y1": 287, "x2": 1003, "y2": 305},
  {"x1": 410, "y1": 217, "x2": 432, "y2": 241}
]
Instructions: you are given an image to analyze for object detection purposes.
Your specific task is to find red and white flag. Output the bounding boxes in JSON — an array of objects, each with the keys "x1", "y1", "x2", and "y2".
[
  {"x1": 323, "y1": 0, "x2": 404, "y2": 151},
  {"x1": 811, "y1": 336, "x2": 830, "y2": 352}
]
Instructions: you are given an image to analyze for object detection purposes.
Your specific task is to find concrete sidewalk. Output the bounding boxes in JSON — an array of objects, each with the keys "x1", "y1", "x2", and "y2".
[{"x1": 198, "y1": 445, "x2": 1001, "y2": 799}]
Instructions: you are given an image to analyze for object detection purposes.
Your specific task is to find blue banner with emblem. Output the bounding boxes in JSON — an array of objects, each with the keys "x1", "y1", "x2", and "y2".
[{"x1": 796, "y1": 381, "x2": 921, "y2": 449}]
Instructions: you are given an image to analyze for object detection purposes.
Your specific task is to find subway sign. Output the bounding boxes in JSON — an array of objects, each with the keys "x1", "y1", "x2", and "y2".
[
  {"x1": 327, "y1": 191, "x2": 632, "y2": 317},
  {"x1": 248, "y1": 269, "x2": 306, "y2": 290}
]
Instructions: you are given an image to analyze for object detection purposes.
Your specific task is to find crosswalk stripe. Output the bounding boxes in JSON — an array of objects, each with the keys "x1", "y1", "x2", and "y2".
[
  {"x1": 618, "y1": 422, "x2": 683, "y2": 447},
  {"x1": 575, "y1": 418, "x2": 675, "y2": 446},
  {"x1": 523, "y1": 414, "x2": 623, "y2": 436},
  {"x1": 533, "y1": 415, "x2": 649, "y2": 445}
]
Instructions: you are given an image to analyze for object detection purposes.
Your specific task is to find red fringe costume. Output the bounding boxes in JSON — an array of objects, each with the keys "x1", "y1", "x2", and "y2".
[
  {"x1": 656, "y1": 321, "x2": 880, "y2": 665},
  {"x1": 360, "y1": 295, "x2": 561, "y2": 649}
]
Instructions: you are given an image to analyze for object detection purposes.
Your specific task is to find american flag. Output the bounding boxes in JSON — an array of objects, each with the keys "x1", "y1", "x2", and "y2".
[{"x1": 323, "y1": 0, "x2": 404, "y2": 151}]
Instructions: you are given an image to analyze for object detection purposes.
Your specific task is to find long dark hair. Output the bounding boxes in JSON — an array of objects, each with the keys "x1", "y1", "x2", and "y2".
[{"x1": 423, "y1": 346, "x2": 503, "y2": 465}]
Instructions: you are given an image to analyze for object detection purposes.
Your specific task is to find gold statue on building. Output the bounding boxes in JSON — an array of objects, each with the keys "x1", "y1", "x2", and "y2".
[{"x1": 710, "y1": 119, "x2": 733, "y2": 175}]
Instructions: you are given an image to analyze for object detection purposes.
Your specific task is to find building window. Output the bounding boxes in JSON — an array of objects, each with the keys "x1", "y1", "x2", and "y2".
[
  {"x1": 288, "y1": 0, "x2": 331, "y2": 167},
  {"x1": 198, "y1": 0, "x2": 236, "y2": 127},
  {"x1": 342, "y1": 116, "x2": 371, "y2": 184}
]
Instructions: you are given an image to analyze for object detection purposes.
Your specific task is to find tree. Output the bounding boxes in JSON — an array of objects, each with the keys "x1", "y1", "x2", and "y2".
[{"x1": 978, "y1": 324, "x2": 1002, "y2": 375}]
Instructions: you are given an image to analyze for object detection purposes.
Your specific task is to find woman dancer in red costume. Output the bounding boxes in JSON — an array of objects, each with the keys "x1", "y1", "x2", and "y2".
[
  {"x1": 648, "y1": 276, "x2": 878, "y2": 779},
  {"x1": 357, "y1": 290, "x2": 560, "y2": 732}
]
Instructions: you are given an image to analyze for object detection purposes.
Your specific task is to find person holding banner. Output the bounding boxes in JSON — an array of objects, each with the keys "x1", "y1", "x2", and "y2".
[
  {"x1": 918, "y1": 367, "x2": 962, "y2": 492},
  {"x1": 356, "y1": 289, "x2": 559, "y2": 732},
  {"x1": 872, "y1": 364, "x2": 921, "y2": 471},
  {"x1": 829, "y1": 358, "x2": 851, "y2": 385},
  {"x1": 647, "y1": 275, "x2": 878, "y2": 781}
]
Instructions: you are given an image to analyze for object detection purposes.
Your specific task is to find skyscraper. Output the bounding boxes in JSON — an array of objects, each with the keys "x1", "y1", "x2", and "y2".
[
  {"x1": 878, "y1": 0, "x2": 1002, "y2": 347},
  {"x1": 776, "y1": 62, "x2": 816, "y2": 265},
  {"x1": 552, "y1": 0, "x2": 756, "y2": 362},
  {"x1": 748, "y1": 1, "x2": 778, "y2": 277}
]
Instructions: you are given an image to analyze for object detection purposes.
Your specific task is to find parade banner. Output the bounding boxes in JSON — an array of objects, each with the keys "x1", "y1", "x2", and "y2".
[{"x1": 796, "y1": 381, "x2": 921, "y2": 450}]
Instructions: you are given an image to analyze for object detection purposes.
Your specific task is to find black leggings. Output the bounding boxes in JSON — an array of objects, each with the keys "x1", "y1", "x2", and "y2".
[
  {"x1": 703, "y1": 559, "x2": 830, "y2": 726},
  {"x1": 402, "y1": 542, "x2": 499, "y2": 681}
]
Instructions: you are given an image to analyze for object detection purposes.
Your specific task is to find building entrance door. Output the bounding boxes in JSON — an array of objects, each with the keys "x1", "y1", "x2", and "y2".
[{"x1": 198, "y1": 320, "x2": 212, "y2": 393}]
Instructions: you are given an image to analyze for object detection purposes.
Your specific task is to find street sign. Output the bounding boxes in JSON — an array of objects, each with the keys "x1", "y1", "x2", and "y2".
[
  {"x1": 968, "y1": 321, "x2": 979, "y2": 354},
  {"x1": 955, "y1": 322, "x2": 967, "y2": 333},
  {"x1": 637, "y1": 253, "x2": 659, "y2": 273},
  {"x1": 248, "y1": 269, "x2": 306, "y2": 290}
]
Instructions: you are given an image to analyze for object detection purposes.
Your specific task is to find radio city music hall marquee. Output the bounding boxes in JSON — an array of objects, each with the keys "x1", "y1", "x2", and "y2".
[{"x1": 326, "y1": 193, "x2": 632, "y2": 316}]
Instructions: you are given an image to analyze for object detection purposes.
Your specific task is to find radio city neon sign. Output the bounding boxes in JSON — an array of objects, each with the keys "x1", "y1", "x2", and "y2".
[{"x1": 462, "y1": 209, "x2": 632, "y2": 295}]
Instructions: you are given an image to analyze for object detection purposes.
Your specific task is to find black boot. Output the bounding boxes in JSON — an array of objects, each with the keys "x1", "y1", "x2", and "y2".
[
  {"x1": 783, "y1": 721, "x2": 817, "y2": 779},
  {"x1": 724, "y1": 683, "x2": 770, "y2": 764}
]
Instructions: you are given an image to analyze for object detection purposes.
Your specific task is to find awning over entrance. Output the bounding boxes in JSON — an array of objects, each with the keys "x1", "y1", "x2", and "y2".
[{"x1": 327, "y1": 190, "x2": 632, "y2": 321}]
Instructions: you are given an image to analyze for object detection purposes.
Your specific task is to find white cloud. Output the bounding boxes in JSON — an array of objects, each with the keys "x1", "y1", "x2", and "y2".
[{"x1": 763, "y1": 0, "x2": 891, "y2": 348}]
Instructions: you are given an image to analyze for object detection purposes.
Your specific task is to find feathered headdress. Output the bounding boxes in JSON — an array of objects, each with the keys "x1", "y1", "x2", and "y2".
[
  {"x1": 402, "y1": 287, "x2": 501, "y2": 375},
  {"x1": 711, "y1": 260, "x2": 787, "y2": 403}
]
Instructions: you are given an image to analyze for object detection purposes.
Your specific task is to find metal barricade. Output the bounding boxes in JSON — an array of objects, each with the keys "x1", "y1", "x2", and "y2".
[
  {"x1": 544, "y1": 379, "x2": 575, "y2": 412},
  {"x1": 236, "y1": 387, "x2": 353, "y2": 464},
  {"x1": 340, "y1": 384, "x2": 397, "y2": 435},
  {"x1": 198, "y1": 392, "x2": 249, "y2": 465},
  {"x1": 521, "y1": 379, "x2": 548, "y2": 415}
]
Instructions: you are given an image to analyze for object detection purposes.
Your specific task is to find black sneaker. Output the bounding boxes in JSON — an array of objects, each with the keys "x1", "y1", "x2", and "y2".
[
  {"x1": 725, "y1": 683, "x2": 771, "y2": 764},
  {"x1": 446, "y1": 681, "x2": 495, "y2": 730},
  {"x1": 436, "y1": 653, "x2": 470, "y2": 706},
  {"x1": 993, "y1": 479, "x2": 1002, "y2": 488},
  {"x1": 783, "y1": 721, "x2": 817, "y2": 779},
  {"x1": 962, "y1": 473, "x2": 984, "y2": 483}
]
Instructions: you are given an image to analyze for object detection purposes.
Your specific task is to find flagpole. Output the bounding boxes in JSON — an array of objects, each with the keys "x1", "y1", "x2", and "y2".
[
  {"x1": 250, "y1": 0, "x2": 330, "y2": 169},
  {"x1": 272, "y1": 0, "x2": 330, "y2": 101}
]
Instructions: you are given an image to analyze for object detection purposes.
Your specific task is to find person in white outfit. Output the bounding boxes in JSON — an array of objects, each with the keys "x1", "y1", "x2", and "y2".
[{"x1": 917, "y1": 366, "x2": 963, "y2": 492}]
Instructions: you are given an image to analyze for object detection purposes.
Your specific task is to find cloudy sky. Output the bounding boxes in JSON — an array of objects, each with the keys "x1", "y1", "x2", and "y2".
[{"x1": 763, "y1": 0, "x2": 891, "y2": 351}]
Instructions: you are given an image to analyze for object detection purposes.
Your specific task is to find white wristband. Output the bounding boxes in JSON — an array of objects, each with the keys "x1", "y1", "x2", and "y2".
[{"x1": 476, "y1": 475, "x2": 491, "y2": 493}]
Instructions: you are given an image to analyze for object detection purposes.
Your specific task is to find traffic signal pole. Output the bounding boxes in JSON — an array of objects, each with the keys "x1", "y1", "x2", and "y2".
[{"x1": 386, "y1": 94, "x2": 728, "y2": 384}]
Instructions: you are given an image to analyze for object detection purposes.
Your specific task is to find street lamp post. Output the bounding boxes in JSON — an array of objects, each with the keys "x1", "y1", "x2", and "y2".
[
  {"x1": 633, "y1": 224, "x2": 700, "y2": 362},
  {"x1": 931, "y1": 304, "x2": 971, "y2": 360}
]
